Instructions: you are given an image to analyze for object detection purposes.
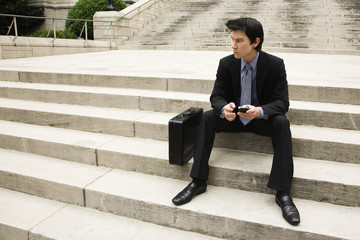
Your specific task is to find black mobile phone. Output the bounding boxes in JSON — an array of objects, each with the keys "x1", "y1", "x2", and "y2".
[{"x1": 238, "y1": 106, "x2": 249, "y2": 113}]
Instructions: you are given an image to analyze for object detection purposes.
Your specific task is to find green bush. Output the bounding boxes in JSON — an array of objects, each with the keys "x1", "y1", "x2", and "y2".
[
  {"x1": 0, "y1": 0, "x2": 44, "y2": 36},
  {"x1": 29, "y1": 29, "x2": 78, "y2": 39},
  {"x1": 65, "y1": 0, "x2": 127, "y2": 40}
]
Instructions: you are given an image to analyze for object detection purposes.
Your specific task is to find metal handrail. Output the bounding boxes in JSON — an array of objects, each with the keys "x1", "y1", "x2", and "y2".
[{"x1": 0, "y1": 13, "x2": 114, "y2": 41}]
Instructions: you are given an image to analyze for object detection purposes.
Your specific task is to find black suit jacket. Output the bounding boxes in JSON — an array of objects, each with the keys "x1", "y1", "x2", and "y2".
[{"x1": 210, "y1": 51, "x2": 290, "y2": 119}]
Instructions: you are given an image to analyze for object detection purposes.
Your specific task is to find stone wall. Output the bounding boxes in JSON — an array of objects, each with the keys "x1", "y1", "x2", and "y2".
[
  {"x1": 28, "y1": 0, "x2": 78, "y2": 31},
  {"x1": 93, "y1": 0, "x2": 185, "y2": 45},
  {"x1": 0, "y1": 36, "x2": 116, "y2": 60},
  {"x1": 28, "y1": 0, "x2": 141, "y2": 31}
]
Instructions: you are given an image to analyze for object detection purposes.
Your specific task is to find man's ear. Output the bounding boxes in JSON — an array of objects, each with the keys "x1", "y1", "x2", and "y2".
[{"x1": 252, "y1": 37, "x2": 260, "y2": 49}]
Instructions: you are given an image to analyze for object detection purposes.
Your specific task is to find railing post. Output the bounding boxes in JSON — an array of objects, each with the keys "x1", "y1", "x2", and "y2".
[
  {"x1": 14, "y1": 17, "x2": 18, "y2": 37},
  {"x1": 85, "y1": 21, "x2": 88, "y2": 40},
  {"x1": 53, "y1": 18, "x2": 56, "y2": 39}
]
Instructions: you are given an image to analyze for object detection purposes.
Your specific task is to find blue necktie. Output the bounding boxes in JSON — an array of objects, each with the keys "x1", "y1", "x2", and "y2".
[{"x1": 240, "y1": 63, "x2": 251, "y2": 125}]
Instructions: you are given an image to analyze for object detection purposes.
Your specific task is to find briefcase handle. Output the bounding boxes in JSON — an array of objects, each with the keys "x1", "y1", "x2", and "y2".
[{"x1": 183, "y1": 107, "x2": 196, "y2": 116}]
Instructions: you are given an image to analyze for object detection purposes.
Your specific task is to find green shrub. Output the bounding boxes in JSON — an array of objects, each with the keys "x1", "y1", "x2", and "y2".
[
  {"x1": 0, "y1": 0, "x2": 44, "y2": 36},
  {"x1": 29, "y1": 29, "x2": 78, "y2": 39},
  {"x1": 65, "y1": 0, "x2": 126, "y2": 40}
]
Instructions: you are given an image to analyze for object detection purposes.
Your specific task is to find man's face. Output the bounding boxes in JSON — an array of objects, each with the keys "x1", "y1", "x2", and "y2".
[{"x1": 231, "y1": 30, "x2": 259, "y2": 61}]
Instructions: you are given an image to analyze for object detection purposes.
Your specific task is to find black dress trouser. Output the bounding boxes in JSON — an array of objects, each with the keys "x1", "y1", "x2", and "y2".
[{"x1": 190, "y1": 110, "x2": 294, "y2": 193}]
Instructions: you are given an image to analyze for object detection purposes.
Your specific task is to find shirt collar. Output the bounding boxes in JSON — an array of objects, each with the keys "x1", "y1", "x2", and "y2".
[{"x1": 241, "y1": 52, "x2": 259, "y2": 71}]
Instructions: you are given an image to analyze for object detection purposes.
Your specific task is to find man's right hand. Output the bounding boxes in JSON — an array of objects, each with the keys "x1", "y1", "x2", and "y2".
[{"x1": 223, "y1": 102, "x2": 237, "y2": 121}]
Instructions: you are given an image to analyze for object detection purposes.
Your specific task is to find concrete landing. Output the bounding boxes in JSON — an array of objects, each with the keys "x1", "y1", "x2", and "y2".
[{"x1": 0, "y1": 50, "x2": 359, "y2": 89}]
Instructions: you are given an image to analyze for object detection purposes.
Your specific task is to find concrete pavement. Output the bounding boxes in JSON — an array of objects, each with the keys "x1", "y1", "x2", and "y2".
[{"x1": 1, "y1": 50, "x2": 360, "y2": 89}]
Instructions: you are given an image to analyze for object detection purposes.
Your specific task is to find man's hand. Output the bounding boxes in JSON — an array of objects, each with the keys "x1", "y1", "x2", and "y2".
[
  {"x1": 238, "y1": 105, "x2": 261, "y2": 120},
  {"x1": 223, "y1": 102, "x2": 237, "y2": 121}
]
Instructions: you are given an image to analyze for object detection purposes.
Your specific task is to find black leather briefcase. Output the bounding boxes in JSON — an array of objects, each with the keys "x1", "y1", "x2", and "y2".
[{"x1": 168, "y1": 107, "x2": 203, "y2": 166}]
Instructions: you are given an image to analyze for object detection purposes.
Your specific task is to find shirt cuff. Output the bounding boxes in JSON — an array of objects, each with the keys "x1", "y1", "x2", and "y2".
[
  {"x1": 220, "y1": 106, "x2": 225, "y2": 118},
  {"x1": 259, "y1": 107, "x2": 268, "y2": 120}
]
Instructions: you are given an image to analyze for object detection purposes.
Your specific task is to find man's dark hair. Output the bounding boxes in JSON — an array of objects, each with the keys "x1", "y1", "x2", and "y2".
[{"x1": 225, "y1": 17, "x2": 264, "y2": 51}]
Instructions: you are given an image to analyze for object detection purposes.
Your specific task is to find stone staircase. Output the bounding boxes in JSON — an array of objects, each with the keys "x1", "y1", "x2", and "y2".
[
  {"x1": 0, "y1": 49, "x2": 359, "y2": 239},
  {"x1": 118, "y1": 0, "x2": 360, "y2": 55}
]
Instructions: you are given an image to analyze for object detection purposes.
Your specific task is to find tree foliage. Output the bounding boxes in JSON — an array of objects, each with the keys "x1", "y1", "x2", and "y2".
[
  {"x1": 0, "y1": 0, "x2": 44, "y2": 35},
  {"x1": 29, "y1": 29, "x2": 78, "y2": 39},
  {"x1": 65, "y1": 0, "x2": 127, "y2": 40}
]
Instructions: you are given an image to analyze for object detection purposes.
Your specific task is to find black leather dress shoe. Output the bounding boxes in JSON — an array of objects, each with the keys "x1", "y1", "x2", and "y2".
[
  {"x1": 276, "y1": 192, "x2": 300, "y2": 226},
  {"x1": 172, "y1": 181, "x2": 207, "y2": 206}
]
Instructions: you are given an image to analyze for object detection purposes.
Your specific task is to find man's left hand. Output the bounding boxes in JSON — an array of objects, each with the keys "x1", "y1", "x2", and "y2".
[{"x1": 238, "y1": 105, "x2": 261, "y2": 120}]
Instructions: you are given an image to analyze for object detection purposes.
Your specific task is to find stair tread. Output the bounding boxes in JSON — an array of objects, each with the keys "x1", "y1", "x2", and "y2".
[
  {"x1": 0, "y1": 103, "x2": 359, "y2": 144},
  {"x1": 0, "y1": 149, "x2": 110, "y2": 188},
  {"x1": 0, "y1": 188, "x2": 220, "y2": 240},
  {"x1": 1, "y1": 96, "x2": 360, "y2": 116},
  {"x1": 100, "y1": 136, "x2": 360, "y2": 186},
  {"x1": 1, "y1": 124, "x2": 359, "y2": 189},
  {"x1": 85, "y1": 168, "x2": 360, "y2": 239},
  {"x1": 0, "y1": 81, "x2": 211, "y2": 101},
  {"x1": 0, "y1": 97, "x2": 178, "y2": 121},
  {"x1": 290, "y1": 100, "x2": 360, "y2": 114},
  {"x1": 0, "y1": 150, "x2": 359, "y2": 239}
]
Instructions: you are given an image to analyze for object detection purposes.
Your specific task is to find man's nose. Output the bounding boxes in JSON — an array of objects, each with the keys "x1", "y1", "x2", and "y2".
[{"x1": 231, "y1": 41, "x2": 236, "y2": 49}]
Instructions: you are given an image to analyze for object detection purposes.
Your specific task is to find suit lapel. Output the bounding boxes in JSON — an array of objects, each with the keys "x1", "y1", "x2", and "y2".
[
  {"x1": 256, "y1": 51, "x2": 268, "y2": 98},
  {"x1": 231, "y1": 56, "x2": 241, "y2": 96}
]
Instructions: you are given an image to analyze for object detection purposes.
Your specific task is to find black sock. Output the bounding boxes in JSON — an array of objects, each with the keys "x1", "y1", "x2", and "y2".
[
  {"x1": 277, "y1": 191, "x2": 290, "y2": 197},
  {"x1": 192, "y1": 177, "x2": 205, "y2": 185}
]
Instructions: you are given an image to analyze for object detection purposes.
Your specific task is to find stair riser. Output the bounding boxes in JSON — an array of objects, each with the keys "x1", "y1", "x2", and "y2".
[
  {"x1": 85, "y1": 190, "x2": 338, "y2": 240},
  {"x1": 0, "y1": 134, "x2": 97, "y2": 165},
  {"x1": 288, "y1": 85, "x2": 360, "y2": 105},
  {"x1": 16, "y1": 71, "x2": 168, "y2": 91},
  {"x1": 117, "y1": 45, "x2": 360, "y2": 55},
  {"x1": 287, "y1": 109, "x2": 360, "y2": 131},
  {"x1": 123, "y1": 40, "x2": 355, "y2": 50},
  {"x1": 0, "y1": 171, "x2": 85, "y2": 206},
  {"x1": 0, "y1": 224, "x2": 27, "y2": 240},
  {"x1": 0, "y1": 108, "x2": 136, "y2": 137},
  {"x1": 0, "y1": 87, "x2": 140, "y2": 109},
  {"x1": 0, "y1": 128, "x2": 358, "y2": 207},
  {"x1": 97, "y1": 150, "x2": 360, "y2": 207},
  {"x1": 214, "y1": 133, "x2": 359, "y2": 164},
  {"x1": 0, "y1": 97, "x2": 358, "y2": 131},
  {"x1": 0, "y1": 108, "x2": 358, "y2": 164},
  {"x1": 2, "y1": 71, "x2": 360, "y2": 105}
]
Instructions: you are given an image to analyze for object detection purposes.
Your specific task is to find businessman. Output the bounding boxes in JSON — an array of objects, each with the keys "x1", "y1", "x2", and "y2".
[{"x1": 172, "y1": 17, "x2": 300, "y2": 226}]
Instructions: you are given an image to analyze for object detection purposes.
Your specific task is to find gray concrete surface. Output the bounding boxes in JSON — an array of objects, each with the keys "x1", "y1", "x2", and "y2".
[{"x1": 0, "y1": 50, "x2": 359, "y2": 89}]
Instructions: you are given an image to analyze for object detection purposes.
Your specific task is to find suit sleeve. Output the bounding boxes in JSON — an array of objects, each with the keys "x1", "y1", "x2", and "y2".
[
  {"x1": 260, "y1": 59, "x2": 290, "y2": 117},
  {"x1": 210, "y1": 58, "x2": 232, "y2": 116}
]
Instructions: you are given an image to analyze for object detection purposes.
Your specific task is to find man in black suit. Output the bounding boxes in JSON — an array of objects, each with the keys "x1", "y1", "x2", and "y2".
[{"x1": 172, "y1": 17, "x2": 300, "y2": 226}]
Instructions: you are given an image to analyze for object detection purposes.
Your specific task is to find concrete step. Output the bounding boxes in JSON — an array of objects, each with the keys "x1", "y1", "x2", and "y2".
[
  {"x1": 1, "y1": 68, "x2": 359, "y2": 105},
  {"x1": 0, "y1": 98, "x2": 358, "y2": 163},
  {"x1": 0, "y1": 149, "x2": 110, "y2": 205},
  {"x1": 79, "y1": 168, "x2": 360, "y2": 240},
  {"x1": 117, "y1": 44, "x2": 360, "y2": 56},
  {"x1": 0, "y1": 81, "x2": 211, "y2": 111},
  {"x1": 0, "y1": 85, "x2": 359, "y2": 131},
  {"x1": 119, "y1": 0, "x2": 360, "y2": 54},
  {"x1": 122, "y1": 39, "x2": 353, "y2": 51},
  {"x1": 0, "y1": 121, "x2": 359, "y2": 207},
  {"x1": 0, "y1": 150, "x2": 359, "y2": 239},
  {"x1": 93, "y1": 139, "x2": 360, "y2": 207},
  {"x1": 129, "y1": 34, "x2": 355, "y2": 44},
  {"x1": 0, "y1": 188, "x2": 220, "y2": 240},
  {"x1": 138, "y1": 22, "x2": 360, "y2": 34},
  {"x1": 0, "y1": 98, "x2": 176, "y2": 137},
  {"x1": 0, "y1": 50, "x2": 359, "y2": 105}
]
